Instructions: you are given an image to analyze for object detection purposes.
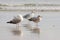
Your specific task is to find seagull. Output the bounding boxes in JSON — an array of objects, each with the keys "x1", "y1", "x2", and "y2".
[
  {"x1": 23, "y1": 11, "x2": 35, "y2": 19},
  {"x1": 7, "y1": 14, "x2": 23, "y2": 29},
  {"x1": 28, "y1": 15, "x2": 42, "y2": 27}
]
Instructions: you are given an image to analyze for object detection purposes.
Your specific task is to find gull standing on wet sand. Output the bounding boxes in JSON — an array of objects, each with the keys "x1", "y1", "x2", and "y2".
[
  {"x1": 7, "y1": 14, "x2": 23, "y2": 30},
  {"x1": 28, "y1": 15, "x2": 42, "y2": 27}
]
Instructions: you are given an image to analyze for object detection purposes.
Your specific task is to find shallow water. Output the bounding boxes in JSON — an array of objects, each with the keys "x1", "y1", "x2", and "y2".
[
  {"x1": 0, "y1": 0, "x2": 60, "y2": 4},
  {"x1": 0, "y1": 11, "x2": 60, "y2": 40}
]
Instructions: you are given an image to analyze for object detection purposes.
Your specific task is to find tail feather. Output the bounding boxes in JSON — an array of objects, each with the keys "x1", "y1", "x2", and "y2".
[
  {"x1": 7, "y1": 21, "x2": 13, "y2": 23},
  {"x1": 28, "y1": 18, "x2": 33, "y2": 21}
]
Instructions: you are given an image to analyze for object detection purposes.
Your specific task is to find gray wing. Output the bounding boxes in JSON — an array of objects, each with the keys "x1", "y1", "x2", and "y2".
[
  {"x1": 32, "y1": 17, "x2": 37, "y2": 21},
  {"x1": 23, "y1": 14, "x2": 30, "y2": 19},
  {"x1": 29, "y1": 17, "x2": 36, "y2": 21},
  {"x1": 11, "y1": 17, "x2": 21, "y2": 24}
]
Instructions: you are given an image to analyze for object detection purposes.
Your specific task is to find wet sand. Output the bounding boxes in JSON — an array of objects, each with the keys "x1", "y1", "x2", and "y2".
[{"x1": 0, "y1": 11, "x2": 60, "y2": 40}]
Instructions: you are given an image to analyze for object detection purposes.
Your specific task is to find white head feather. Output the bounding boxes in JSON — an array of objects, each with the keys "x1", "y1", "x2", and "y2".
[{"x1": 16, "y1": 14, "x2": 23, "y2": 21}]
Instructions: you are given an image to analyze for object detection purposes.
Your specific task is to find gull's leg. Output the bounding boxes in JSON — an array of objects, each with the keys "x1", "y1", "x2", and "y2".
[
  {"x1": 17, "y1": 23, "x2": 20, "y2": 30},
  {"x1": 16, "y1": 23, "x2": 19, "y2": 30},
  {"x1": 16, "y1": 24, "x2": 18, "y2": 29},
  {"x1": 18, "y1": 23, "x2": 22, "y2": 30}
]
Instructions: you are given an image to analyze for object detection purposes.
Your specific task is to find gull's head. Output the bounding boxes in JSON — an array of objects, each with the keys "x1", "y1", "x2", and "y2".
[
  {"x1": 38, "y1": 15, "x2": 42, "y2": 17},
  {"x1": 29, "y1": 11, "x2": 35, "y2": 18},
  {"x1": 17, "y1": 14, "x2": 23, "y2": 21},
  {"x1": 38, "y1": 15, "x2": 42, "y2": 20}
]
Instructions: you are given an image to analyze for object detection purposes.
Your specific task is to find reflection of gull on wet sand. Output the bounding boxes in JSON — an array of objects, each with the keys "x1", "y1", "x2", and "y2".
[
  {"x1": 11, "y1": 29, "x2": 23, "y2": 36},
  {"x1": 24, "y1": 24, "x2": 40, "y2": 34}
]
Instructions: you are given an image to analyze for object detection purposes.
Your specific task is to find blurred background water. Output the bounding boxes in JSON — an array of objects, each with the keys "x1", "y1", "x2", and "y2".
[{"x1": 0, "y1": 0, "x2": 60, "y2": 4}]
